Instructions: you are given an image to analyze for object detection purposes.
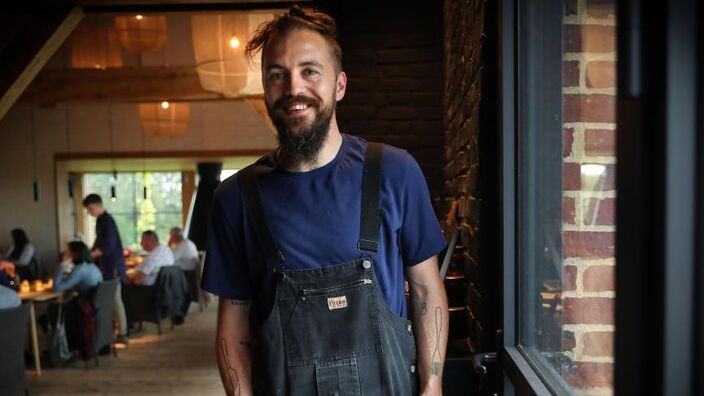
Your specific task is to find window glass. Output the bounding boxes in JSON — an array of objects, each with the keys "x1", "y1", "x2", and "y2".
[
  {"x1": 517, "y1": 0, "x2": 616, "y2": 393},
  {"x1": 83, "y1": 171, "x2": 182, "y2": 250}
]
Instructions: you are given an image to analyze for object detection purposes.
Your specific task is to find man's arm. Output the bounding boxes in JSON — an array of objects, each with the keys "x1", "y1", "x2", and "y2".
[
  {"x1": 407, "y1": 256, "x2": 449, "y2": 396},
  {"x1": 216, "y1": 298, "x2": 253, "y2": 396}
]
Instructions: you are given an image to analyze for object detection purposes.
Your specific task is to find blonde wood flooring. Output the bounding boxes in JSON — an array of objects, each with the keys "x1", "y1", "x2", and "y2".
[{"x1": 26, "y1": 302, "x2": 223, "y2": 396}]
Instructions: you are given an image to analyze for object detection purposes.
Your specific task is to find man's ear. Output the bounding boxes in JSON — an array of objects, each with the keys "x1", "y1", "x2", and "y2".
[{"x1": 335, "y1": 71, "x2": 347, "y2": 102}]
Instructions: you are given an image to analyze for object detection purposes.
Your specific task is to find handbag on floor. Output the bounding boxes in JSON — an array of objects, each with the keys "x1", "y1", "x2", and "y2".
[{"x1": 47, "y1": 303, "x2": 72, "y2": 367}]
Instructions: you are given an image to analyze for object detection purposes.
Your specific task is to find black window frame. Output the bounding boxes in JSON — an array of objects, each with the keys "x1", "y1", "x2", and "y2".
[{"x1": 498, "y1": 0, "x2": 704, "y2": 394}]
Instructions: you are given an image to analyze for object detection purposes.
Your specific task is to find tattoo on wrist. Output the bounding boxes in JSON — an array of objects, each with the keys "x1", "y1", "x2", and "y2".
[
  {"x1": 420, "y1": 302, "x2": 428, "y2": 316},
  {"x1": 431, "y1": 307, "x2": 442, "y2": 375},
  {"x1": 230, "y1": 300, "x2": 251, "y2": 306},
  {"x1": 218, "y1": 339, "x2": 240, "y2": 395}
]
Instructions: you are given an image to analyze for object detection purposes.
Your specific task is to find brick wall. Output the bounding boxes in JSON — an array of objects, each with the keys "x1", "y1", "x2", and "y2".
[
  {"x1": 317, "y1": 1, "x2": 445, "y2": 198},
  {"x1": 442, "y1": 0, "x2": 493, "y2": 353},
  {"x1": 561, "y1": 0, "x2": 616, "y2": 393}
]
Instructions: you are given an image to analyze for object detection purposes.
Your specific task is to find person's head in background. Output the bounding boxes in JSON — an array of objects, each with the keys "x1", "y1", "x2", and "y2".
[
  {"x1": 82, "y1": 193, "x2": 105, "y2": 217},
  {"x1": 10, "y1": 228, "x2": 29, "y2": 253},
  {"x1": 65, "y1": 240, "x2": 92, "y2": 265},
  {"x1": 140, "y1": 230, "x2": 160, "y2": 252},
  {"x1": 168, "y1": 227, "x2": 184, "y2": 248}
]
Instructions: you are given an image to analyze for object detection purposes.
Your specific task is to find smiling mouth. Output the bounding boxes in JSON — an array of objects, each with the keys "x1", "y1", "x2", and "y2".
[{"x1": 285, "y1": 102, "x2": 313, "y2": 115}]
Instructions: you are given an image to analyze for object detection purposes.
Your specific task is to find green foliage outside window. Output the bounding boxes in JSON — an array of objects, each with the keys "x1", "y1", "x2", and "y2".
[{"x1": 84, "y1": 172, "x2": 182, "y2": 250}]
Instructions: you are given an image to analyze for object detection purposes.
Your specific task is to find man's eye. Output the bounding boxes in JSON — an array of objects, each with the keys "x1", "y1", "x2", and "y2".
[
  {"x1": 268, "y1": 72, "x2": 284, "y2": 80},
  {"x1": 303, "y1": 69, "x2": 320, "y2": 77}
]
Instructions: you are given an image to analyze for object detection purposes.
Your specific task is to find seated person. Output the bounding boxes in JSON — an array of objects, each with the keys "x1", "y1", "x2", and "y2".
[
  {"x1": 53, "y1": 241, "x2": 103, "y2": 297},
  {"x1": 0, "y1": 271, "x2": 21, "y2": 309},
  {"x1": 168, "y1": 227, "x2": 200, "y2": 271},
  {"x1": 129, "y1": 230, "x2": 173, "y2": 286},
  {"x1": 2, "y1": 228, "x2": 36, "y2": 281}
]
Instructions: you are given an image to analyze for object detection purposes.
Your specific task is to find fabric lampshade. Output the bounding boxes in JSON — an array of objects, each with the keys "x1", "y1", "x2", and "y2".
[
  {"x1": 190, "y1": 12, "x2": 276, "y2": 97},
  {"x1": 70, "y1": 24, "x2": 122, "y2": 69},
  {"x1": 114, "y1": 15, "x2": 168, "y2": 54},
  {"x1": 138, "y1": 102, "x2": 191, "y2": 137}
]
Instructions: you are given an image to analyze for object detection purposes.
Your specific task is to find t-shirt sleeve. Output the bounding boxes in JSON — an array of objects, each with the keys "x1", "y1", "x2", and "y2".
[
  {"x1": 201, "y1": 179, "x2": 252, "y2": 300},
  {"x1": 397, "y1": 151, "x2": 447, "y2": 266}
]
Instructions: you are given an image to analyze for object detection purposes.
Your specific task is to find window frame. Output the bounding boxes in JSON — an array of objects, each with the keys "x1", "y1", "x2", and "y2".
[{"x1": 499, "y1": 0, "x2": 704, "y2": 394}]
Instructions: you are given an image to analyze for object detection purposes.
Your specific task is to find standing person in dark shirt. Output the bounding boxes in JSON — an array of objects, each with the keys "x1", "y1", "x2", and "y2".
[{"x1": 82, "y1": 193, "x2": 128, "y2": 345}]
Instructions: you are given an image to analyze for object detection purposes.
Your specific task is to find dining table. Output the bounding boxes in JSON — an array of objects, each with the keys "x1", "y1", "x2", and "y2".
[{"x1": 19, "y1": 289, "x2": 75, "y2": 375}]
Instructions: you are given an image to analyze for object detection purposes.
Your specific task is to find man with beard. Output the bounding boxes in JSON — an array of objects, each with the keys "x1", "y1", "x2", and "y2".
[{"x1": 202, "y1": 6, "x2": 448, "y2": 396}]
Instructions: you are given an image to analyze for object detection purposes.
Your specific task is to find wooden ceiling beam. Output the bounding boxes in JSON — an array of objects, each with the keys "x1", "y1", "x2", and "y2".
[
  {"x1": 20, "y1": 66, "x2": 266, "y2": 104},
  {"x1": 0, "y1": 7, "x2": 84, "y2": 119}
]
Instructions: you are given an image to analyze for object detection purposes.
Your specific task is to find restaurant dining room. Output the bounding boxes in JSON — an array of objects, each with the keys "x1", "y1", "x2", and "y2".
[{"x1": 0, "y1": 1, "x2": 284, "y2": 395}]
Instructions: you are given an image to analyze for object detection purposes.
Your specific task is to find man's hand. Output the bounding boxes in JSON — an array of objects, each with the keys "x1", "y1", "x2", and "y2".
[
  {"x1": 90, "y1": 248, "x2": 103, "y2": 259},
  {"x1": 407, "y1": 256, "x2": 449, "y2": 396},
  {"x1": 216, "y1": 298, "x2": 253, "y2": 396}
]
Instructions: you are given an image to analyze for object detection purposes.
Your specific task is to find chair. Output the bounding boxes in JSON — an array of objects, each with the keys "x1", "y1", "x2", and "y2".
[
  {"x1": 123, "y1": 280, "x2": 163, "y2": 335},
  {"x1": 183, "y1": 251, "x2": 208, "y2": 312},
  {"x1": 122, "y1": 266, "x2": 189, "y2": 335},
  {"x1": 0, "y1": 302, "x2": 31, "y2": 396},
  {"x1": 91, "y1": 279, "x2": 119, "y2": 366}
]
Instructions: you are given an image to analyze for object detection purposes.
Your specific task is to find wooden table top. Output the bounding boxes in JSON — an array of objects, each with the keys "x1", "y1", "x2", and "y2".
[{"x1": 19, "y1": 290, "x2": 75, "y2": 302}]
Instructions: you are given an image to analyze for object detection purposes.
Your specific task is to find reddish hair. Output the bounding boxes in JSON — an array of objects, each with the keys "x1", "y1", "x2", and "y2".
[{"x1": 245, "y1": 5, "x2": 342, "y2": 73}]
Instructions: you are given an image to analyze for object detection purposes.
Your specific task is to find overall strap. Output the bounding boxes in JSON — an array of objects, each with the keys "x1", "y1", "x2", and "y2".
[
  {"x1": 238, "y1": 165, "x2": 285, "y2": 268},
  {"x1": 358, "y1": 142, "x2": 384, "y2": 254}
]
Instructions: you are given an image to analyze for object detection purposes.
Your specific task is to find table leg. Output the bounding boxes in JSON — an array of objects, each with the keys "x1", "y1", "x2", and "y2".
[{"x1": 29, "y1": 302, "x2": 41, "y2": 375}]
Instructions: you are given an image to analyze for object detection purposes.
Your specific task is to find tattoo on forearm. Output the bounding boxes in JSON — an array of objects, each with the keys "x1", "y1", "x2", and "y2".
[
  {"x1": 420, "y1": 302, "x2": 428, "y2": 316},
  {"x1": 218, "y1": 338, "x2": 240, "y2": 395},
  {"x1": 230, "y1": 300, "x2": 251, "y2": 306},
  {"x1": 431, "y1": 307, "x2": 442, "y2": 375}
]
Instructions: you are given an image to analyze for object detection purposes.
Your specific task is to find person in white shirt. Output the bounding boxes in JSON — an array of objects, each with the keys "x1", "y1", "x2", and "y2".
[
  {"x1": 129, "y1": 230, "x2": 174, "y2": 286},
  {"x1": 168, "y1": 227, "x2": 200, "y2": 271}
]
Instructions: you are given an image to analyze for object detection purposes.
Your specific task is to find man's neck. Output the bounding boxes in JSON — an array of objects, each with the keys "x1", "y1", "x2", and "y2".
[{"x1": 277, "y1": 119, "x2": 343, "y2": 173}]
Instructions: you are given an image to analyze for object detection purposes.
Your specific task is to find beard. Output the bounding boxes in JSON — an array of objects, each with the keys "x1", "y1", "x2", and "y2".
[{"x1": 268, "y1": 94, "x2": 335, "y2": 164}]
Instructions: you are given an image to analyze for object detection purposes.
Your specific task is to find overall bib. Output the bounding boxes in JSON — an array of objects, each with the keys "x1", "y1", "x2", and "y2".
[{"x1": 239, "y1": 143, "x2": 419, "y2": 395}]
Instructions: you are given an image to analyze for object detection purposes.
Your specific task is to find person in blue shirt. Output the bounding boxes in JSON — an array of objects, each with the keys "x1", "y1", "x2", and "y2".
[
  {"x1": 0, "y1": 270, "x2": 20, "y2": 309},
  {"x1": 82, "y1": 194, "x2": 128, "y2": 345},
  {"x1": 202, "y1": 6, "x2": 448, "y2": 395},
  {"x1": 54, "y1": 241, "x2": 103, "y2": 296}
]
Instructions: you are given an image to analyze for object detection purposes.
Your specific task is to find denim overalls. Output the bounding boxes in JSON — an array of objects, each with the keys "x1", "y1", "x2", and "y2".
[{"x1": 239, "y1": 143, "x2": 419, "y2": 395}]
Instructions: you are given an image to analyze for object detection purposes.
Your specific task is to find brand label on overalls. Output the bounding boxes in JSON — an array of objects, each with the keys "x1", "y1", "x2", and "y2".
[{"x1": 327, "y1": 296, "x2": 348, "y2": 310}]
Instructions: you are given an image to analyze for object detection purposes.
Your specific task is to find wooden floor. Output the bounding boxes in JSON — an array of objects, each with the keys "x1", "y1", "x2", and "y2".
[{"x1": 27, "y1": 302, "x2": 223, "y2": 395}]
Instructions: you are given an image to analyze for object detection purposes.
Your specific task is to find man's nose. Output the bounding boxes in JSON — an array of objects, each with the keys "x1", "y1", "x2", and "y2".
[{"x1": 284, "y1": 73, "x2": 306, "y2": 97}]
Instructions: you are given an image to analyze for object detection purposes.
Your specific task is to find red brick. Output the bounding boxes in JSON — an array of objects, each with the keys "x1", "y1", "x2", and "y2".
[
  {"x1": 563, "y1": 264, "x2": 577, "y2": 290},
  {"x1": 563, "y1": 162, "x2": 581, "y2": 191},
  {"x1": 563, "y1": 297, "x2": 615, "y2": 324},
  {"x1": 562, "y1": 330, "x2": 576, "y2": 351},
  {"x1": 563, "y1": 128, "x2": 574, "y2": 157},
  {"x1": 563, "y1": 94, "x2": 616, "y2": 123},
  {"x1": 583, "y1": 197, "x2": 616, "y2": 226},
  {"x1": 584, "y1": 129, "x2": 616, "y2": 156},
  {"x1": 586, "y1": 61, "x2": 616, "y2": 88},
  {"x1": 563, "y1": 362, "x2": 614, "y2": 388},
  {"x1": 563, "y1": 231, "x2": 615, "y2": 259},
  {"x1": 586, "y1": 0, "x2": 616, "y2": 18},
  {"x1": 564, "y1": 25, "x2": 617, "y2": 53},
  {"x1": 583, "y1": 265, "x2": 615, "y2": 292},
  {"x1": 563, "y1": 61, "x2": 580, "y2": 87},
  {"x1": 583, "y1": 331, "x2": 614, "y2": 357},
  {"x1": 563, "y1": 197, "x2": 576, "y2": 225}
]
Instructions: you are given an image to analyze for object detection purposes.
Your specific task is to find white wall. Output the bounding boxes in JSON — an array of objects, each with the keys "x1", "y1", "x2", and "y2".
[{"x1": 0, "y1": 100, "x2": 276, "y2": 267}]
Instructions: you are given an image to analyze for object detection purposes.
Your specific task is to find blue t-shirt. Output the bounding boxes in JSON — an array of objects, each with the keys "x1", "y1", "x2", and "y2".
[{"x1": 202, "y1": 134, "x2": 446, "y2": 327}]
